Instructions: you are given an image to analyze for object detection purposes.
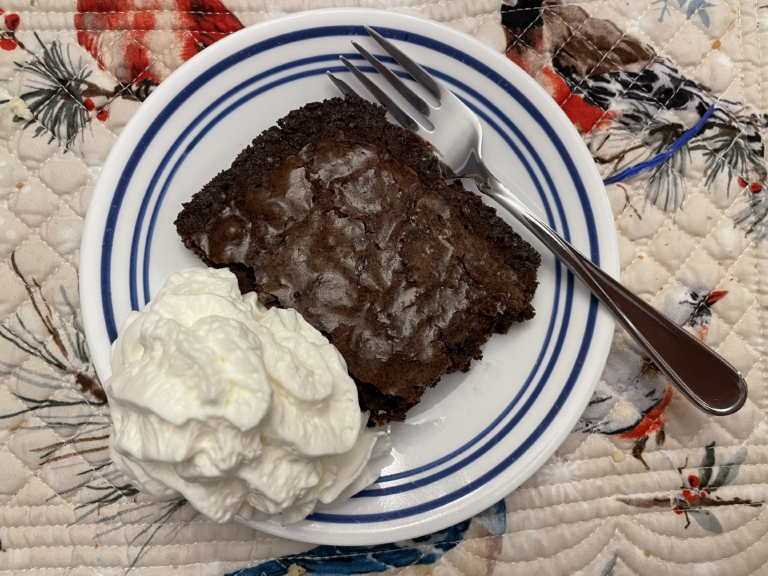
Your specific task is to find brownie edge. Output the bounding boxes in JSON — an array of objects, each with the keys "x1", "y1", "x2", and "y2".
[{"x1": 175, "y1": 96, "x2": 540, "y2": 425}]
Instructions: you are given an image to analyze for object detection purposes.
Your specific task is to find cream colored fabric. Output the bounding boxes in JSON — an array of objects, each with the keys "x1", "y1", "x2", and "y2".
[{"x1": 0, "y1": 0, "x2": 766, "y2": 574}]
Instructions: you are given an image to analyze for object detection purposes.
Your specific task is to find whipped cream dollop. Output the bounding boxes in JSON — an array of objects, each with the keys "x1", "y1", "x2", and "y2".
[{"x1": 105, "y1": 268, "x2": 388, "y2": 524}]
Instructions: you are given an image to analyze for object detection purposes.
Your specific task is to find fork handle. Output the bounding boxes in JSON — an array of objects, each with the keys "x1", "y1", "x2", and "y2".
[{"x1": 478, "y1": 176, "x2": 747, "y2": 416}]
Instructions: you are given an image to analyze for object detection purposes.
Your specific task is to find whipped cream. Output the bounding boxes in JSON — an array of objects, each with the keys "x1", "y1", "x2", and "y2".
[{"x1": 105, "y1": 267, "x2": 388, "y2": 524}]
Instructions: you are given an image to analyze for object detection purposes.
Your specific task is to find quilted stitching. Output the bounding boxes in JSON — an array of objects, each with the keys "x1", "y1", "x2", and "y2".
[
  {"x1": 498, "y1": 0, "x2": 768, "y2": 570},
  {"x1": 0, "y1": 1, "x2": 767, "y2": 575},
  {"x1": 0, "y1": 4, "x2": 512, "y2": 575}
]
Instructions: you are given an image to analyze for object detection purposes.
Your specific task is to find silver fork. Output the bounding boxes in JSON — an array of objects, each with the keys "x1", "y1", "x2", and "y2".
[{"x1": 327, "y1": 26, "x2": 747, "y2": 416}]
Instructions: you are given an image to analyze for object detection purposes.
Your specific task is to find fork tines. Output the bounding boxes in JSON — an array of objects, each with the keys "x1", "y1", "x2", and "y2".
[
  {"x1": 327, "y1": 26, "x2": 444, "y2": 135},
  {"x1": 351, "y1": 40, "x2": 430, "y2": 117},
  {"x1": 363, "y1": 26, "x2": 441, "y2": 100}
]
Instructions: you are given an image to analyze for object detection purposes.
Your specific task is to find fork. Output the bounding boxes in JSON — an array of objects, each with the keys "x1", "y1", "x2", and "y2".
[{"x1": 327, "y1": 26, "x2": 748, "y2": 416}]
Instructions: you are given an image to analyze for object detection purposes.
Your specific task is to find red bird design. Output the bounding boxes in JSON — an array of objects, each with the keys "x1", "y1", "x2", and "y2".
[
  {"x1": 75, "y1": 0, "x2": 243, "y2": 86},
  {"x1": 502, "y1": 0, "x2": 653, "y2": 134}
]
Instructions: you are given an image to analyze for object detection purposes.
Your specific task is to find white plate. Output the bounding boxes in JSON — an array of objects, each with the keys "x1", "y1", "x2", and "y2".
[{"x1": 80, "y1": 8, "x2": 618, "y2": 546}]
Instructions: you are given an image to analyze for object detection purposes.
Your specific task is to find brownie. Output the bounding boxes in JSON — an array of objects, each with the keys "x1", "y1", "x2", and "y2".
[{"x1": 175, "y1": 96, "x2": 540, "y2": 425}]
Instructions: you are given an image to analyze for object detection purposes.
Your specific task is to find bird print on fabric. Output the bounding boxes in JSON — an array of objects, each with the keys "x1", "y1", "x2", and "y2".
[
  {"x1": 502, "y1": 0, "x2": 768, "y2": 220},
  {"x1": 574, "y1": 284, "x2": 726, "y2": 437},
  {"x1": 75, "y1": 0, "x2": 244, "y2": 87},
  {"x1": 501, "y1": 1, "x2": 751, "y2": 437},
  {"x1": 1, "y1": 1, "x2": 244, "y2": 149}
]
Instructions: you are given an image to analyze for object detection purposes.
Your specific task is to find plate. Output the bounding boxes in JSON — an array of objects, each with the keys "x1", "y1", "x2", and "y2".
[{"x1": 79, "y1": 8, "x2": 619, "y2": 546}]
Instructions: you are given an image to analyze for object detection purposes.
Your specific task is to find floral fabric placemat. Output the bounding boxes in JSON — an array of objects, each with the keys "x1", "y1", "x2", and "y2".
[{"x1": 0, "y1": 1, "x2": 767, "y2": 575}]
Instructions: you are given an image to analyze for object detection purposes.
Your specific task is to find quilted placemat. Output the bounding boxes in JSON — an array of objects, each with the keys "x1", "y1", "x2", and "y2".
[{"x1": 1, "y1": 0, "x2": 767, "y2": 574}]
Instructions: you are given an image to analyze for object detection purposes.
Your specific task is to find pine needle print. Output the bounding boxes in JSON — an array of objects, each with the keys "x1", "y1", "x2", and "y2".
[
  {"x1": 689, "y1": 111, "x2": 768, "y2": 191},
  {"x1": 0, "y1": 252, "x2": 194, "y2": 572},
  {"x1": 4, "y1": 34, "x2": 158, "y2": 151},
  {"x1": 733, "y1": 190, "x2": 768, "y2": 240},
  {"x1": 13, "y1": 33, "x2": 93, "y2": 148},
  {"x1": 592, "y1": 103, "x2": 693, "y2": 211}
]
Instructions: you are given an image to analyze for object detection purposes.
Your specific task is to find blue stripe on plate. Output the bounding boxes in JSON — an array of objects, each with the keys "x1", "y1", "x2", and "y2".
[
  {"x1": 355, "y1": 253, "x2": 569, "y2": 498},
  {"x1": 310, "y1": 282, "x2": 597, "y2": 522},
  {"x1": 103, "y1": 24, "x2": 600, "y2": 334},
  {"x1": 99, "y1": 24, "x2": 601, "y2": 522},
  {"x1": 131, "y1": 53, "x2": 387, "y2": 309},
  {"x1": 134, "y1": 59, "x2": 565, "y2": 489}
]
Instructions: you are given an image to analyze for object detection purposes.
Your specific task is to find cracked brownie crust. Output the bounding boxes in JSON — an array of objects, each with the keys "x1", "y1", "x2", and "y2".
[{"x1": 175, "y1": 97, "x2": 540, "y2": 425}]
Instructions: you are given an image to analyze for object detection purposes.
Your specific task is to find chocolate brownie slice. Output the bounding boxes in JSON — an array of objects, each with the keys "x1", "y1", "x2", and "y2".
[{"x1": 175, "y1": 96, "x2": 540, "y2": 425}]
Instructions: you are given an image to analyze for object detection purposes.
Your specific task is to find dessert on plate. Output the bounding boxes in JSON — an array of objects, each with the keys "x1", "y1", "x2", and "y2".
[
  {"x1": 175, "y1": 96, "x2": 541, "y2": 424},
  {"x1": 105, "y1": 268, "x2": 388, "y2": 525},
  {"x1": 104, "y1": 96, "x2": 540, "y2": 526}
]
